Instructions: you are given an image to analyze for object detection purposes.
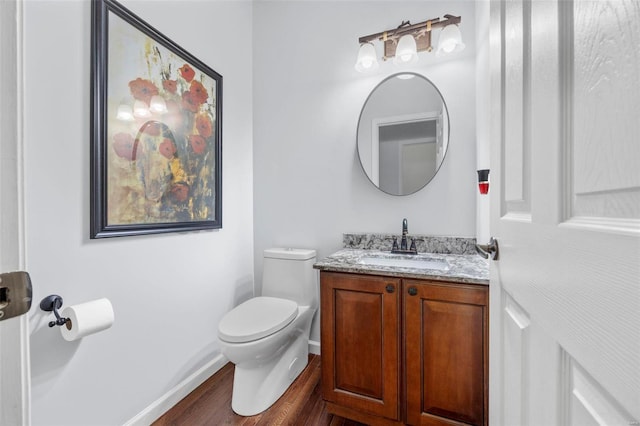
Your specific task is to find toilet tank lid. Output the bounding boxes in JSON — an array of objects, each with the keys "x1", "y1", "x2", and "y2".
[{"x1": 264, "y1": 248, "x2": 316, "y2": 260}]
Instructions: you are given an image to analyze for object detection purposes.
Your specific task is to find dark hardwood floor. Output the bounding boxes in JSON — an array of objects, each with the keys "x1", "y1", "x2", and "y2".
[{"x1": 152, "y1": 354, "x2": 367, "y2": 426}]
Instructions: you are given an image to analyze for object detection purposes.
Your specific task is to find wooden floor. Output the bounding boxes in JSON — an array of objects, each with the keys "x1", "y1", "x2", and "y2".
[{"x1": 152, "y1": 355, "x2": 367, "y2": 426}]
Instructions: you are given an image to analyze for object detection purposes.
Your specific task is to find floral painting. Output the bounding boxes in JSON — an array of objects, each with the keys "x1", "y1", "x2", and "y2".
[{"x1": 91, "y1": 0, "x2": 222, "y2": 238}]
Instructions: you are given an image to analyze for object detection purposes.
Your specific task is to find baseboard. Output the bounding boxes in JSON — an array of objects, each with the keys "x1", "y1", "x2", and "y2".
[
  {"x1": 124, "y1": 354, "x2": 228, "y2": 426},
  {"x1": 309, "y1": 339, "x2": 320, "y2": 355}
]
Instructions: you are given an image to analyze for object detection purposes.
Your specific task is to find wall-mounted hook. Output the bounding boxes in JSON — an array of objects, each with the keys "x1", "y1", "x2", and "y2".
[{"x1": 39, "y1": 295, "x2": 68, "y2": 327}]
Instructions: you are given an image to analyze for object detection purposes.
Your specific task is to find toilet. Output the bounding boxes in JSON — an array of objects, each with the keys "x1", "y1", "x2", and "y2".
[{"x1": 217, "y1": 248, "x2": 317, "y2": 416}]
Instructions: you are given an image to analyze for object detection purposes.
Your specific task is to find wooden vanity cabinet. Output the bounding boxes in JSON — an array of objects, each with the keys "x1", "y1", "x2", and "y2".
[
  {"x1": 320, "y1": 271, "x2": 488, "y2": 426},
  {"x1": 404, "y1": 279, "x2": 488, "y2": 426},
  {"x1": 320, "y1": 272, "x2": 402, "y2": 424}
]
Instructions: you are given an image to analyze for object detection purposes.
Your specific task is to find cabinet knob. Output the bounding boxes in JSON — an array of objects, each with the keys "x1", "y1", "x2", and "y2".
[
  {"x1": 385, "y1": 284, "x2": 395, "y2": 293},
  {"x1": 408, "y1": 287, "x2": 418, "y2": 296}
]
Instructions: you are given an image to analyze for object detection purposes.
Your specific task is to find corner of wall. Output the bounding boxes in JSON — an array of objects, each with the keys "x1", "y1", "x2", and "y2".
[{"x1": 475, "y1": 0, "x2": 491, "y2": 243}]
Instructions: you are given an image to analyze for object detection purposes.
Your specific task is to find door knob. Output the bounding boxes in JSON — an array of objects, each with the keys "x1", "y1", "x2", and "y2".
[
  {"x1": 0, "y1": 271, "x2": 32, "y2": 321},
  {"x1": 475, "y1": 237, "x2": 499, "y2": 261}
]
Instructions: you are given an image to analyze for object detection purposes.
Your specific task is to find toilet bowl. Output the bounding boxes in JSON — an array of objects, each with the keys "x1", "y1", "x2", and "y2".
[{"x1": 217, "y1": 248, "x2": 317, "y2": 416}]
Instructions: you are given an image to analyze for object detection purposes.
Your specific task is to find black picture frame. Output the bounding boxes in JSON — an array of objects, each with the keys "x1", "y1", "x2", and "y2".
[{"x1": 90, "y1": 0, "x2": 222, "y2": 238}]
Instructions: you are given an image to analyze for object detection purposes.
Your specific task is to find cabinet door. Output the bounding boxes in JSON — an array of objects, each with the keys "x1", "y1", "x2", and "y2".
[
  {"x1": 321, "y1": 272, "x2": 401, "y2": 421},
  {"x1": 404, "y1": 280, "x2": 488, "y2": 426}
]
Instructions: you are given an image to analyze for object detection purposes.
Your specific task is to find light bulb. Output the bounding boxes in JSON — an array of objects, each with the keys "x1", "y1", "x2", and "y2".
[
  {"x1": 149, "y1": 95, "x2": 167, "y2": 114},
  {"x1": 116, "y1": 104, "x2": 134, "y2": 121},
  {"x1": 393, "y1": 34, "x2": 418, "y2": 65},
  {"x1": 133, "y1": 100, "x2": 151, "y2": 118},
  {"x1": 396, "y1": 73, "x2": 415, "y2": 80},
  {"x1": 355, "y1": 42, "x2": 379, "y2": 72},
  {"x1": 442, "y1": 41, "x2": 456, "y2": 53},
  {"x1": 437, "y1": 24, "x2": 465, "y2": 56}
]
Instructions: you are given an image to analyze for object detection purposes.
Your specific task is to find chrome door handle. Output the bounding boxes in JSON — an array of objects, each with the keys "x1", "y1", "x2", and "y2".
[
  {"x1": 476, "y1": 237, "x2": 499, "y2": 261},
  {"x1": 0, "y1": 271, "x2": 32, "y2": 321}
]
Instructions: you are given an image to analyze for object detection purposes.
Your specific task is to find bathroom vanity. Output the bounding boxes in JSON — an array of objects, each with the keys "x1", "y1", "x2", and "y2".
[{"x1": 314, "y1": 244, "x2": 489, "y2": 426}]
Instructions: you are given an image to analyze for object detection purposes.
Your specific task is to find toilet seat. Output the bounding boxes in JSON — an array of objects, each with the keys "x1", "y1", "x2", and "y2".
[{"x1": 218, "y1": 296, "x2": 298, "y2": 343}]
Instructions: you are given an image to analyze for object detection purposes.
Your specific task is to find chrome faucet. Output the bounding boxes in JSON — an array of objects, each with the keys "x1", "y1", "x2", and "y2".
[{"x1": 391, "y1": 218, "x2": 418, "y2": 254}]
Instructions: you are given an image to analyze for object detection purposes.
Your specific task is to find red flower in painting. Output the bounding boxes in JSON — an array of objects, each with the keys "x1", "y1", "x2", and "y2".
[
  {"x1": 169, "y1": 183, "x2": 189, "y2": 202},
  {"x1": 181, "y1": 91, "x2": 200, "y2": 113},
  {"x1": 162, "y1": 79, "x2": 177, "y2": 94},
  {"x1": 128, "y1": 78, "x2": 159, "y2": 104},
  {"x1": 179, "y1": 64, "x2": 195, "y2": 82},
  {"x1": 159, "y1": 138, "x2": 177, "y2": 159},
  {"x1": 113, "y1": 132, "x2": 138, "y2": 161},
  {"x1": 195, "y1": 114, "x2": 212, "y2": 138},
  {"x1": 189, "y1": 134, "x2": 207, "y2": 155},
  {"x1": 189, "y1": 81, "x2": 208, "y2": 104}
]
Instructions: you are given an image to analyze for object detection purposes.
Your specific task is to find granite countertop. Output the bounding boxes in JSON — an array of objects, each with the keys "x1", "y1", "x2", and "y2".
[{"x1": 313, "y1": 248, "x2": 489, "y2": 285}]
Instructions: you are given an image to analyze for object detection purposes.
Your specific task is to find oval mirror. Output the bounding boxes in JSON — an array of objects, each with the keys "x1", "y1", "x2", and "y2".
[{"x1": 357, "y1": 72, "x2": 450, "y2": 196}]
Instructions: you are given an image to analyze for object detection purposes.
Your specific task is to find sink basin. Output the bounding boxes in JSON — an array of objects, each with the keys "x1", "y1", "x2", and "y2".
[{"x1": 357, "y1": 255, "x2": 451, "y2": 271}]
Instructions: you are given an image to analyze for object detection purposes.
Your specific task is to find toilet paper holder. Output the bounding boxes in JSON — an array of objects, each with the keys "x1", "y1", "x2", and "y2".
[{"x1": 40, "y1": 294, "x2": 69, "y2": 327}]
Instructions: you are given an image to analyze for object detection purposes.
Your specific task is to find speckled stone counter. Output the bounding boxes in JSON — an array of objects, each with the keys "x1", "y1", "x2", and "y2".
[
  {"x1": 343, "y1": 233, "x2": 478, "y2": 255},
  {"x1": 314, "y1": 248, "x2": 489, "y2": 285}
]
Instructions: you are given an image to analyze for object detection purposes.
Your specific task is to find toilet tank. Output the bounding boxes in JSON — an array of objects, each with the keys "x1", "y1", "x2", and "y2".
[{"x1": 262, "y1": 248, "x2": 317, "y2": 308}]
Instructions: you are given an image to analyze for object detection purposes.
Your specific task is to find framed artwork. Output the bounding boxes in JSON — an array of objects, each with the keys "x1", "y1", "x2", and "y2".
[{"x1": 90, "y1": 0, "x2": 222, "y2": 238}]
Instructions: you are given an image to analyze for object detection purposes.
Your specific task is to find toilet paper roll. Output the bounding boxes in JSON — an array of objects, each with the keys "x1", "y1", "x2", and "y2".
[{"x1": 60, "y1": 298, "x2": 114, "y2": 342}]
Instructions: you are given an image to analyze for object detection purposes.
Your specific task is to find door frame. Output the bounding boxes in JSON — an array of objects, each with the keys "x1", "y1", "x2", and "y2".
[
  {"x1": 0, "y1": 0, "x2": 31, "y2": 424},
  {"x1": 370, "y1": 111, "x2": 439, "y2": 186}
]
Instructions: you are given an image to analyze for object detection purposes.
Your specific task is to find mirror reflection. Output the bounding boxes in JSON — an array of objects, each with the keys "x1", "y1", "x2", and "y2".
[{"x1": 357, "y1": 73, "x2": 449, "y2": 196}]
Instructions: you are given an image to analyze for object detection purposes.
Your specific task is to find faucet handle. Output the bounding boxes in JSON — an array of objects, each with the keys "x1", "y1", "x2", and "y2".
[
  {"x1": 409, "y1": 239, "x2": 418, "y2": 253},
  {"x1": 392, "y1": 237, "x2": 398, "y2": 251}
]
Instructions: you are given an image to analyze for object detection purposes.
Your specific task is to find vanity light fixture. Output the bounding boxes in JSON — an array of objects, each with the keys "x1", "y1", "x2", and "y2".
[
  {"x1": 149, "y1": 95, "x2": 168, "y2": 114},
  {"x1": 117, "y1": 96, "x2": 168, "y2": 121},
  {"x1": 133, "y1": 100, "x2": 152, "y2": 118},
  {"x1": 394, "y1": 34, "x2": 418, "y2": 65},
  {"x1": 355, "y1": 42, "x2": 380, "y2": 72},
  {"x1": 355, "y1": 14, "x2": 463, "y2": 72},
  {"x1": 116, "y1": 103, "x2": 134, "y2": 121},
  {"x1": 436, "y1": 23, "x2": 465, "y2": 56}
]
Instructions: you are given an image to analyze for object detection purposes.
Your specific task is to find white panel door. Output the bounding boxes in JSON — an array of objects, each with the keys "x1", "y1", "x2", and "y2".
[{"x1": 489, "y1": 0, "x2": 640, "y2": 425}]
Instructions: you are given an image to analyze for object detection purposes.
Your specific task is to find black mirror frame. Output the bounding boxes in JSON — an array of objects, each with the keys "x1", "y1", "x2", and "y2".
[{"x1": 356, "y1": 72, "x2": 450, "y2": 196}]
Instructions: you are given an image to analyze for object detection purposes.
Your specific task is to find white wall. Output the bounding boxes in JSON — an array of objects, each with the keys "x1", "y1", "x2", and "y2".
[
  {"x1": 18, "y1": 1, "x2": 480, "y2": 422},
  {"x1": 253, "y1": 1, "x2": 477, "y2": 342},
  {"x1": 24, "y1": 1, "x2": 253, "y2": 424}
]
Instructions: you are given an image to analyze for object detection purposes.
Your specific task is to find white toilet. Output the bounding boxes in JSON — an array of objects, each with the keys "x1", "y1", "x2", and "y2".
[{"x1": 217, "y1": 248, "x2": 317, "y2": 416}]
